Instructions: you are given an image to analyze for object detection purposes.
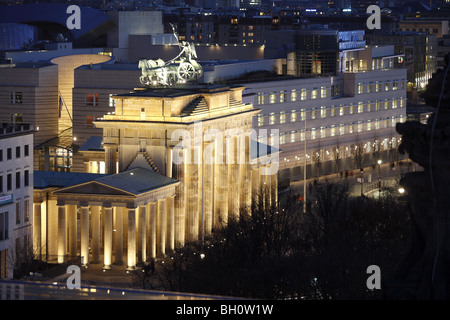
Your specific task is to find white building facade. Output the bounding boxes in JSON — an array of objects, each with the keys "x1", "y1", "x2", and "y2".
[{"x1": 0, "y1": 123, "x2": 34, "y2": 279}]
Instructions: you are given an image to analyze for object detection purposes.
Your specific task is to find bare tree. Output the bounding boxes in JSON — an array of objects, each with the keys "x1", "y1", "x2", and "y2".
[
  {"x1": 332, "y1": 139, "x2": 342, "y2": 176},
  {"x1": 312, "y1": 141, "x2": 323, "y2": 177}
]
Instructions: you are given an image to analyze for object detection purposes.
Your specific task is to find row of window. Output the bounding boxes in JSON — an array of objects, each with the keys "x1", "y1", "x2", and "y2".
[
  {"x1": 9, "y1": 91, "x2": 22, "y2": 104},
  {"x1": 0, "y1": 145, "x2": 30, "y2": 161},
  {"x1": 0, "y1": 170, "x2": 30, "y2": 192},
  {"x1": 259, "y1": 115, "x2": 405, "y2": 145},
  {"x1": 257, "y1": 98, "x2": 406, "y2": 126},
  {"x1": 256, "y1": 80, "x2": 405, "y2": 105},
  {"x1": 85, "y1": 94, "x2": 116, "y2": 107},
  {"x1": 15, "y1": 199, "x2": 30, "y2": 225}
]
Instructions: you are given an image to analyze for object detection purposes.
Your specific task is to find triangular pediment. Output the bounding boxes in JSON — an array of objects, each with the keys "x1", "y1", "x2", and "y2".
[{"x1": 54, "y1": 181, "x2": 134, "y2": 196}]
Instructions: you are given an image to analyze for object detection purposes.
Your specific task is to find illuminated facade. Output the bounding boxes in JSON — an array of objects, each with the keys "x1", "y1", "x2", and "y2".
[{"x1": 33, "y1": 84, "x2": 278, "y2": 269}]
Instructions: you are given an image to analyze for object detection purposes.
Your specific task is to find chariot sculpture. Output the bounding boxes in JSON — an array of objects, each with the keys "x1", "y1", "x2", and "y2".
[{"x1": 139, "y1": 24, "x2": 203, "y2": 86}]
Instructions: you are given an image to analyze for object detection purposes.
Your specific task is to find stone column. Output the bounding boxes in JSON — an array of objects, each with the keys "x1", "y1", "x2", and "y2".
[
  {"x1": 138, "y1": 205, "x2": 146, "y2": 264},
  {"x1": 104, "y1": 143, "x2": 116, "y2": 174},
  {"x1": 148, "y1": 202, "x2": 157, "y2": 259},
  {"x1": 203, "y1": 142, "x2": 213, "y2": 236},
  {"x1": 67, "y1": 204, "x2": 77, "y2": 258},
  {"x1": 215, "y1": 138, "x2": 228, "y2": 228},
  {"x1": 80, "y1": 206, "x2": 90, "y2": 266},
  {"x1": 126, "y1": 208, "x2": 136, "y2": 270},
  {"x1": 103, "y1": 206, "x2": 113, "y2": 269},
  {"x1": 33, "y1": 202, "x2": 42, "y2": 258},
  {"x1": 57, "y1": 204, "x2": 66, "y2": 263},
  {"x1": 91, "y1": 206, "x2": 101, "y2": 264},
  {"x1": 172, "y1": 149, "x2": 186, "y2": 248},
  {"x1": 114, "y1": 207, "x2": 124, "y2": 265},
  {"x1": 251, "y1": 167, "x2": 261, "y2": 208},
  {"x1": 227, "y1": 135, "x2": 239, "y2": 219},
  {"x1": 157, "y1": 199, "x2": 166, "y2": 256},
  {"x1": 166, "y1": 196, "x2": 175, "y2": 252},
  {"x1": 186, "y1": 147, "x2": 199, "y2": 242}
]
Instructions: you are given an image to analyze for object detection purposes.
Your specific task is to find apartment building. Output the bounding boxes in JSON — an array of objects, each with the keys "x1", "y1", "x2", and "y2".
[{"x1": 0, "y1": 123, "x2": 34, "y2": 279}]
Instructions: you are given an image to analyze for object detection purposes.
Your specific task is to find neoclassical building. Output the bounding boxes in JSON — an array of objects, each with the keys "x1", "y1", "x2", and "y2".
[{"x1": 33, "y1": 84, "x2": 279, "y2": 270}]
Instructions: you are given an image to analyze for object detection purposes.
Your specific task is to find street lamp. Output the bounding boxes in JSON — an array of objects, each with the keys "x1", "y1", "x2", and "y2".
[
  {"x1": 377, "y1": 160, "x2": 382, "y2": 197},
  {"x1": 398, "y1": 187, "x2": 405, "y2": 194}
]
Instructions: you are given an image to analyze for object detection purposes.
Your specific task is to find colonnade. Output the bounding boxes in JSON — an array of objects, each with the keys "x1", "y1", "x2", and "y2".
[{"x1": 33, "y1": 197, "x2": 175, "y2": 270}]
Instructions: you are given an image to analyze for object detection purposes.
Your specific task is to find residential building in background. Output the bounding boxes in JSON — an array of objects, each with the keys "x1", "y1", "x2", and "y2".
[{"x1": 0, "y1": 123, "x2": 34, "y2": 279}]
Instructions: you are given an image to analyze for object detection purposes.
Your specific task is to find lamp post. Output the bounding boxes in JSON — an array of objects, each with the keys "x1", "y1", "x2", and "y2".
[{"x1": 377, "y1": 159, "x2": 382, "y2": 197}]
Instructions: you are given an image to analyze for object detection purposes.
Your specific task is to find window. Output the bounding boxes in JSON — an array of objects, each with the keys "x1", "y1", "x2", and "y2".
[
  {"x1": 311, "y1": 89, "x2": 318, "y2": 100},
  {"x1": 24, "y1": 170, "x2": 29, "y2": 187},
  {"x1": 300, "y1": 89, "x2": 307, "y2": 100},
  {"x1": 330, "y1": 125, "x2": 336, "y2": 137},
  {"x1": 7, "y1": 174, "x2": 11, "y2": 191},
  {"x1": 392, "y1": 99, "x2": 398, "y2": 109},
  {"x1": 384, "y1": 99, "x2": 390, "y2": 110},
  {"x1": 269, "y1": 112, "x2": 276, "y2": 125},
  {"x1": 358, "y1": 102, "x2": 364, "y2": 114},
  {"x1": 358, "y1": 82, "x2": 364, "y2": 94},
  {"x1": 320, "y1": 126, "x2": 326, "y2": 138},
  {"x1": 0, "y1": 212, "x2": 9, "y2": 240},
  {"x1": 280, "y1": 133, "x2": 287, "y2": 145},
  {"x1": 9, "y1": 92, "x2": 22, "y2": 104},
  {"x1": 400, "y1": 97, "x2": 405, "y2": 108},
  {"x1": 311, "y1": 129, "x2": 316, "y2": 140},
  {"x1": 300, "y1": 109, "x2": 306, "y2": 121},
  {"x1": 311, "y1": 109, "x2": 317, "y2": 120},
  {"x1": 376, "y1": 100, "x2": 381, "y2": 111},
  {"x1": 24, "y1": 200, "x2": 29, "y2": 223},
  {"x1": 368, "y1": 83, "x2": 374, "y2": 93},
  {"x1": 0, "y1": 150, "x2": 2, "y2": 161},
  {"x1": 86, "y1": 93, "x2": 99, "y2": 106},
  {"x1": 257, "y1": 114, "x2": 265, "y2": 127},
  {"x1": 16, "y1": 172, "x2": 20, "y2": 189},
  {"x1": 357, "y1": 122, "x2": 363, "y2": 133},
  {"x1": 109, "y1": 94, "x2": 115, "y2": 108},
  {"x1": 349, "y1": 104, "x2": 355, "y2": 115},
  {"x1": 279, "y1": 111, "x2": 286, "y2": 124},
  {"x1": 300, "y1": 130, "x2": 305, "y2": 141},
  {"x1": 269, "y1": 92, "x2": 276, "y2": 104},
  {"x1": 393, "y1": 81, "x2": 398, "y2": 90},
  {"x1": 279, "y1": 91, "x2": 286, "y2": 103},
  {"x1": 291, "y1": 89, "x2": 297, "y2": 102},
  {"x1": 384, "y1": 82, "x2": 390, "y2": 91},
  {"x1": 290, "y1": 110, "x2": 297, "y2": 122},
  {"x1": 367, "y1": 121, "x2": 372, "y2": 131},
  {"x1": 321, "y1": 86, "x2": 327, "y2": 98},
  {"x1": 339, "y1": 124, "x2": 345, "y2": 135},
  {"x1": 16, "y1": 146, "x2": 20, "y2": 158},
  {"x1": 290, "y1": 131, "x2": 297, "y2": 143},
  {"x1": 24, "y1": 145, "x2": 29, "y2": 157},
  {"x1": 257, "y1": 93, "x2": 265, "y2": 105},
  {"x1": 0, "y1": 175, "x2": 2, "y2": 193},
  {"x1": 367, "y1": 101, "x2": 373, "y2": 112},
  {"x1": 16, "y1": 201, "x2": 20, "y2": 225},
  {"x1": 375, "y1": 81, "x2": 380, "y2": 92},
  {"x1": 7, "y1": 148, "x2": 11, "y2": 160},
  {"x1": 320, "y1": 106, "x2": 326, "y2": 118},
  {"x1": 330, "y1": 106, "x2": 336, "y2": 117},
  {"x1": 339, "y1": 106, "x2": 345, "y2": 116}
]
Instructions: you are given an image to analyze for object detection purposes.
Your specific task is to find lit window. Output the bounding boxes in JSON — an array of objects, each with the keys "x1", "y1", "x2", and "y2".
[
  {"x1": 358, "y1": 102, "x2": 364, "y2": 114},
  {"x1": 330, "y1": 125, "x2": 336, "y2": 137},
  {"x1": 291, "y1": 89, "x2": 297, "y2": 102},
  {"x1": 339, "y1": 124, "x2": 345, "y2": 135},
  {"x1": 358, "y1": 83, "x2": 364, "y2": 94},
  {"x1": 257, "y1": 93, "x2": 265, "y2": 105},
  {"x1": 349, "y1": 104, "x2": 355, "y2": 115},
  {"x1": 290, "y1": 110, "x2": 297, "y2": 122},
  {"x1": 321, "y1": 86, "x2": 327, "y2": 98},
  {"x1": 375, "y1": 81, "x2": 380, "y2": 92},
  {"x1": 400, "y1": 97, "x2": 405, "y2": 108},
  {"x1": 367, "y1": 121, "x2": 372, "y2": 131},
  {"x1": 257, "y1": 114, "x2": 265, "y2": 127},
  {"x1": 291, "y1": 131, "x2": 297, "y2": 143},
  {"x1": 385, "y1": 82, "x2": 390, "y2": 91},
  {"x1": 311, "y1": 89, "x2": 318, "y2": 100},
  {"x1": 357, "y1": 122, "x2": 363, "y2": 133},
  {"x1": 109, "y1": 94, "x2": 115, "y2": 108},
  {"x1": 320, "y1": 126, "x2": 326, "y2": 138},
  {"x1": 320, "y1": 106, "x2": 326, "y2": 118},
  {"x1": 392, "y1": 99, "x2": 398, "y2": 109},
  {"x1": 300, "y1": 109, "x2": 306, "y2": 121},
  {"x1": 280, "y1": 111, "x2": 286, "y2": 124},
  {"x1": 300, "y1": 130, "x2": 305, "y2": 141},
  {"x1": 384, "y1": 99, "x2": 390, "y2": 110},
  {"x1": 330, "y1": 106, "x2": 336, "y2": 117},
  {"x1": 311, "y1": 129, "x2": 316, "y2": 140},
  {"x1": 311, "y1": 109, "x2": 317, "y2": 120},
  {"x1": 279, "y1": 91, "x2": 285, "y2": 103},
  {"x1": 269, "y1": 112, "x2": 276, "y2": 125},
  {"x1": 301, "y1": 89, "x2": 307, "y2": 100},
  {"x1": 339, "y1": 106, "x2": 345, "y2": 116},
  {"x1": 269, "y1": 92, "x2": 276, "y2": 104},
  {"x1": 280, "y1": 133, "x2": 286, "y2": 145}
]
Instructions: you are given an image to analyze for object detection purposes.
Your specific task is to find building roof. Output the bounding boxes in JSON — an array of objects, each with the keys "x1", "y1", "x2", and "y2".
[
  {"x1": 35, "y1": 168, "x2": 179, "y2": 195},
  {"x1": 94, "y1": 168, "x2": 179, "y2": 195},
  {"x1": 79, "y1": 136, "x2": 104, "y2": 152},
  {"x1": 34, "y1": 171, "x2": 107, "y2": 189}
]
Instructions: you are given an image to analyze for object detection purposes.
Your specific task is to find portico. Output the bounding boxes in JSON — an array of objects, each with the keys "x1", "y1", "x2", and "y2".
[{"x1": 33, "y1": 168, "x2": 178, "y2": 270}]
